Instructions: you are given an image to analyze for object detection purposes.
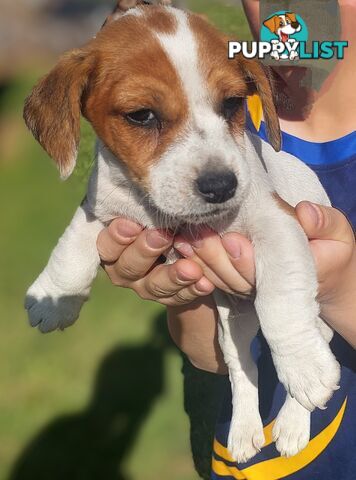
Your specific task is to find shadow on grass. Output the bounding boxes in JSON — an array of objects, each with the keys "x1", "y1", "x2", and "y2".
[
  {"x1": 9, "y1": 311, "x2": 226, "y2": 480},
  {"x1": 9, "y1": 312, "x2": 170, "y2": 480}
]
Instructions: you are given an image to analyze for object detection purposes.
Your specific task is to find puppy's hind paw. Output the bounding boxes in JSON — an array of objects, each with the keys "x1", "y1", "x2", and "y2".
[
  {"x1": 228, "y1": 415, "x2": 265, "y2": 464},
  {"x1": 273, "y1": 397, "x2": 310, "y2": 457},
  {"x1": 25, "y1": 279, "x2": 87, "y2": 333}
]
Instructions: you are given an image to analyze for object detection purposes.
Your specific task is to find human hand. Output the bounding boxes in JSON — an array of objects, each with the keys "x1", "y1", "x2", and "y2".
[
  {"x1": 96, "y1": 218, "x2": 214, "y2": 306},
  {"x1": 296, "y1": 202, "x2": 356, "y2": 340},
  {"x1": 174, "y1": 202, "x2": 356, "y2": 343}
]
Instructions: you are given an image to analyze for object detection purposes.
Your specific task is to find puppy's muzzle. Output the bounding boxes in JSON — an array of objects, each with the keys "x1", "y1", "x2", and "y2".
[{"x1": 196, "y1": 170, "x2": 238, "y2": 204}]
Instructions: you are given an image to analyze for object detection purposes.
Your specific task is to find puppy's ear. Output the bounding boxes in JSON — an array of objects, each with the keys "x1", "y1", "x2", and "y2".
[
  {"x1": 104, "y1": 0, "x2": 172, "y2": 26},
  {"x1": 286, "y1": 12, "x2": 297, "y2": 23},
  {"x1": 263, "y1": 15, "x2": 278, "y2": 34},
  {"x1": 23, "y1": 50, "x2": 95, "y2": 179},
  {"x1": 241, "y1": 59, "x2": 281, "y2": 152}
]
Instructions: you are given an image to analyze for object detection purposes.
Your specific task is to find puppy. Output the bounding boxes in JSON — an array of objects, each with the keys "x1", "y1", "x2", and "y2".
[
  {"x1": 263, "y1": 12, "x2": 302, "y2": 43},
  {"x1": 264, "y1": 12, "x2": 302, "y2": 60},
  {"x1": 23, "y1": 2, "x2": 340, "y2": 462}
]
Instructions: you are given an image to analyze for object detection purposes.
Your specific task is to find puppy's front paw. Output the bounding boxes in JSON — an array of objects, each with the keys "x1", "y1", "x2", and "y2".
[
  {"x1": 228, "y1": 413, "x2": 265, "y2": 463},
  {"x1": 25, "y1": 277, "x2": 87, "y2": 333},
  {"x1": 273, "y1": 397, "x2": 310, "y2": 457},
  {"x1": 273, "y1": 338, "x2": 340, "y2": 411}
]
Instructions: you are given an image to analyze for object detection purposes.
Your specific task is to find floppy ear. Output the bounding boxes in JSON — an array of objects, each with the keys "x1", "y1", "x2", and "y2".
[
  {"x1": 23, "y1": 50, "x2": 95, "y2": 179},
  {"x1": 263, "y1": 15, "x2": 279, "y2": 34},
  {"x1": 240, "y1": 59, "x2": 281, "y2": 152},
  {"x1": 286, "y1": 12, "x2": 297, "y2": 23}
]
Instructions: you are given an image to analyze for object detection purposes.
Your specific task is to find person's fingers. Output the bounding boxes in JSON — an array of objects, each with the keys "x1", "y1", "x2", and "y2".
[
  {"x1": 164, "y1": 278, "x2": 215, "y2": 306},
  {"x1": 113, "y1": 229, "x2": 173, "y2": 284},
  {"x1": 221, "y1": 233, "x2": 256, "y2": 285},
  {"x1": 296, "y1": 202, "x2": 355, "y2": 286},
  {"x1": 174, "y1": 230, "x2": 254, "y2": 295},
  {"x1": 173, "y1": 240, "x2": 235, "y2": 292},
  {"x1": 136, "y1": 259, "x2": 214, "y2": 304},
  {"x1": 97, "y1": 218, "x2": 143, "y2": 262},
  {"x1": 296, "y1": 202, "x2": 354, "y2": 244},
  {"x1": 141, "y1": 259, "x2": 203, "y2": 298}
]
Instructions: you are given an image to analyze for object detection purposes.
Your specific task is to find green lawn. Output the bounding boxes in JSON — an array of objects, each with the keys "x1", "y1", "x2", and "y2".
[{"x1": 0, "y1": 2, "x2": 248, "y2": 479}]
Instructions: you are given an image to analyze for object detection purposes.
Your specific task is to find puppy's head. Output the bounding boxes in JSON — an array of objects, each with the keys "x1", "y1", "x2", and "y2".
[
  {"x1": 264, "y1": 13, "x2": 301, "y2": 38},
  {"x1": 24, "y1": 4, "x2": 280, "y2": 224}
]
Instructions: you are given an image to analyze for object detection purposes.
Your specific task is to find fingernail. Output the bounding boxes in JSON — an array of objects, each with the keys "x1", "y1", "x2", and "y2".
[
  {"x1": 221, "y1": 236, "x2": 241, "y2": 259},
  {"x1": 195, "y1": 278, "x2": 214, "y2": 293},
  {"x1": 146, "y1": 230, "x2": 172, "y2": 249},
  {"x1": 116, "y1": 219, "x2": 142, "y2": 238},
  {"x1": 177, "y1": 269, "x2": 195, "y2": 282},
  {"x1": 305, "y1": 202, "x2": 322, "y2": 228},
  {"x1": 174, "y1": 241, "x2": 194, "y2": 257}
]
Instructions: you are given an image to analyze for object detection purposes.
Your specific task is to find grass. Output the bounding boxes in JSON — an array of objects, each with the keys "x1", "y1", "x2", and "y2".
[
  {"x1": 186, "y1": 0, "x2": 251, "y2": 38},
  {"x1": 0, "y1": 2, "x2": 249, "y2": 479}
]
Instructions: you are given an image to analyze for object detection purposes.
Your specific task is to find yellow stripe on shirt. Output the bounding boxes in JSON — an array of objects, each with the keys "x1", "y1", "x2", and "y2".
[{"x1": 212, "y1": 398, "x2": 347, "y2": 480}]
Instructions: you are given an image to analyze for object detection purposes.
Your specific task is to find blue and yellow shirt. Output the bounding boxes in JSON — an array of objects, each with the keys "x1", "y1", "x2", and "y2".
[{"x1": 211, "y1": 100, "x2": 356, "y2": 480}]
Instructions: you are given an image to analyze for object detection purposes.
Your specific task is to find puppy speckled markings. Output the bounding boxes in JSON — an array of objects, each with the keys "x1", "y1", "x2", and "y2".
[{"x1": 23, "y1": 2, "x2": 340, "y2": 463}]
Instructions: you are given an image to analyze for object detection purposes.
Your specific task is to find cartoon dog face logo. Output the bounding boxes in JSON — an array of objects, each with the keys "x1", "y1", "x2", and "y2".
[{"x1": 263, "y1": 13, "x2": 302, "y2": 43}]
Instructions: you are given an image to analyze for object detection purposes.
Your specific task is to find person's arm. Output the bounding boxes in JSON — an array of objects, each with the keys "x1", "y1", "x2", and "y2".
[
  {"x1": 97, "y1": 202, "x2": 356, "y2": 374},
  {"x1": 167, "y1": 296, "x2": 227, "y2": 374}
]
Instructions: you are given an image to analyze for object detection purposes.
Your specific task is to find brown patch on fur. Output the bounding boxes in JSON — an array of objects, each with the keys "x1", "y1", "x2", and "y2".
[
  {"x1": 189, "y1": 14, "x2": 280, "y2": 148},
  {"x1": 24, "y1": 8, "x2": 188, "y2": 186},
  {"x1": 83, "y1": 12, "x2": 188, "y2": 186},
  {"x1": 273, "y1": 193, "x2": 297, "y2": 218},
  {"x1": 23, "y1": 50, "x2": 96, "y2": 178},
  {"x1": 189, "y1": 14, "x2": 248, "y2": 138},
  {"x1": 189, "y1": 13, "x2": 280, "y2": 150},
  {"x1": 145, "y1": 6, "x2": 177, "y2": 34}
]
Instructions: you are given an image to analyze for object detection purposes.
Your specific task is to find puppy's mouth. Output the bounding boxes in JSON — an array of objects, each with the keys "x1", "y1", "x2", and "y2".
[
  {"x1": 169, "y1": 204, "x2": 237, "y2": 226},
  {"x1": 281, "y1": 32, "x2": 289, "y2": 42}
]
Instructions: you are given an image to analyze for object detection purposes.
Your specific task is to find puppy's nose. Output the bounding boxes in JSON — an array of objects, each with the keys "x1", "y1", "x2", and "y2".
[
  {"x1": 291, "y1": 21, "x2": 299, "y2": 28},
  {"x1": 196, "y1": 170, "x2": 238, "y2": 204}
]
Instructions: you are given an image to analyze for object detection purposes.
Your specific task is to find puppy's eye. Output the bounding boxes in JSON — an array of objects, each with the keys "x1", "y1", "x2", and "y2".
[
  {"x1": 221, "y1": 97, "x2": 244, "y2": 121},
  {"x1": 126, "y1": 109, "x2": 159, "y2": 128}
]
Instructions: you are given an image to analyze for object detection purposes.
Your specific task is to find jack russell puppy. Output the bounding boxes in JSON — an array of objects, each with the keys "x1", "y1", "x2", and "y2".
[{"x1": 24, "y1": 2, "x2": 340, "y2": 463}]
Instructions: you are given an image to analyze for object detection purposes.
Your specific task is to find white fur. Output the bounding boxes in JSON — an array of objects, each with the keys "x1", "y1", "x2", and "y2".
[{"x1": 25, "y1": 7, "x2": 339, "y2": 463}]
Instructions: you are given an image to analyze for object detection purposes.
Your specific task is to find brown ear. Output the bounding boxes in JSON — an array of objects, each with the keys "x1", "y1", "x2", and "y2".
[
  {"x1": 23, "y1": 50, "x2": 95, "y2": 179},
  {"x1": 263, "y1": 15, "x2": 279, "y2": 34},
  {"x1": 286, "y1": 12, "x2": 297, "y2": 23},
  {"x1": 241, "y1": 59, "x2": 281, "y2": 152}
]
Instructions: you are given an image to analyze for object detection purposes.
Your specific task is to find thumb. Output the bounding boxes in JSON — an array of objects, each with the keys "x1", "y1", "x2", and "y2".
[{"x1": 296, "y1": 201, "x2": 354, "y2": 244}]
